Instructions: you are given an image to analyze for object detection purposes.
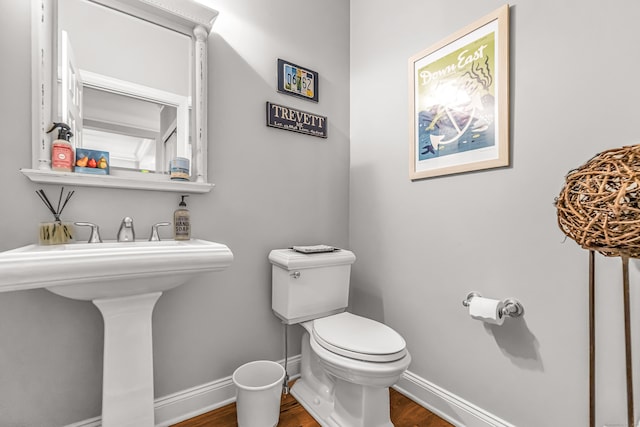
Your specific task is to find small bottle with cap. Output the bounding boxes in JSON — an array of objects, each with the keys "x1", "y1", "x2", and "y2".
[{"x1": 46, "y1": 122, "x2": 74, "y2": 172}]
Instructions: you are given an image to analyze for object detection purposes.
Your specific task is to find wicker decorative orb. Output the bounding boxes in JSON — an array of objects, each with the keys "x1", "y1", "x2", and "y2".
[{"x1": 556, "y1": 145, "x2": 640, "y2": 258}]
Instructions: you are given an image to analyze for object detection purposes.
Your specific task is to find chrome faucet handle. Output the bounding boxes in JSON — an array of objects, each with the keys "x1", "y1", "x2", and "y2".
[
  {"x1": 74, "y1": 222, "x2": 103, "y2": 243},
  {"x1": 149, "y1": 222, "x2": 171, "y2": 241},
  {"x1": 117, "y1": 217, "x2": 135, "y2": 242}
]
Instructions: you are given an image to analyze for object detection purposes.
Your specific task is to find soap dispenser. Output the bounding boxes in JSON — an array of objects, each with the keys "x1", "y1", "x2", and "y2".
[
  {"x1": 174, "y1": 195, "x2": 190, "y2": 240},
  {"x1": 46, "y1": 122, "x2": 74, "y2": 172}
]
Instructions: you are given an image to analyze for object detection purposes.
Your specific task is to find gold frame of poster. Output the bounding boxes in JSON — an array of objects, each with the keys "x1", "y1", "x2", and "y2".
[{"x1": 409, "y1": 5, "x2": 510, "y2": 180}]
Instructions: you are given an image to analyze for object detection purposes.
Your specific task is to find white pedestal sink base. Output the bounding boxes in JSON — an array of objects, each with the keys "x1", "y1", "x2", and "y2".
[
  {"x1": 93, "y1": 292, "x2": 162, "y2": 427},
  {"x1": 0, "y1": 238, "x2": 234, "y2": 425}
]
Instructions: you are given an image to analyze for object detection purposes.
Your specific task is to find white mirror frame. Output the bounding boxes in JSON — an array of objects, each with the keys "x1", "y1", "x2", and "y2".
[{"x1": 25, "y1": 0, "x2": 217, "y2": 193}]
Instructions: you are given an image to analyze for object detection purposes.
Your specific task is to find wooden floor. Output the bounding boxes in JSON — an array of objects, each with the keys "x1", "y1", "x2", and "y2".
[{"x1": 172, "y1": 384, "x2": 454, "y2": 427}]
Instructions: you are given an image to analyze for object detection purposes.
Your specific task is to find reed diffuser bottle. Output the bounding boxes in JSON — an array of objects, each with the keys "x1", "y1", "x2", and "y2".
[{"x1": 36, "y1": 187, "x2": 75, "y2": 245}]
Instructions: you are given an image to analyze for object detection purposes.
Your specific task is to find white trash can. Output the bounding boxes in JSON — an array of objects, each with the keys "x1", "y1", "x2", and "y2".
[{"x1": 232, "y1": 360, "x2": 286, "y2": 427}]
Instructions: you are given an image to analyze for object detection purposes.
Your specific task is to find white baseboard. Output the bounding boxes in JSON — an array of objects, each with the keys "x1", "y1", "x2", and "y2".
[
  {"x1": 64, "y1": 417, "x2": 101, "y2": 427},
  {"x1": 64, "y1": 355, "x2": 302, "y2": 427},
  {"x1": 394, "y1": 370, "x2": 515, "y2": 427},
  {"x1": 67, "y1": 357, "x2": 514, "y2": 427},
  {"x1": 153, "y1": 374, "x2": 237, "y2": 427}
]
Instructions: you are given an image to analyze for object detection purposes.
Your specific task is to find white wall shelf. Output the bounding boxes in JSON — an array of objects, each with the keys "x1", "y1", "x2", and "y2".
[{"x1": 20, "y1": 169, "x2": 214, "y2": 193}]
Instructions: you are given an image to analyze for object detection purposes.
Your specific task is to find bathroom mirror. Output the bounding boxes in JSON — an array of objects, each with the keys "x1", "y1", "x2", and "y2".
[{"x1": 26, "y1": 0, "x2": 218, "y2": 192}]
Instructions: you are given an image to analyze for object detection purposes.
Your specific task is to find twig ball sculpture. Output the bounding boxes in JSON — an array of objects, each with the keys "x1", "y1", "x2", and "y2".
[{"x1": 556, "y1": 145, "x2": 640, "y2": 258}]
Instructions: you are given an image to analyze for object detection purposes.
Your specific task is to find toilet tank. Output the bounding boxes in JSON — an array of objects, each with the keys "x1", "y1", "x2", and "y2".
[{"x1": 269, "y1": 248, "x2": 356, "y2": 324}]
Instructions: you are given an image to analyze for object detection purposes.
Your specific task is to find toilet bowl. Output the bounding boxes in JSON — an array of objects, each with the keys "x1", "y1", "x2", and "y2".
[
  {"x1": 291, "y1": 313, "x2": 411, "y2": 427},
  {"x1": 269, "y1": 248, "x2": 410, "y2": 426}
]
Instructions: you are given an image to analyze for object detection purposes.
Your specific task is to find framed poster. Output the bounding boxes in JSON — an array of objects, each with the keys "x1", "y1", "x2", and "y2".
[
  {"x1": 277, "y1": 59, "x2": 319, "y2": 102},
  {"x1": 409, "y1": 5, "x2": 510, "y2": 180}
]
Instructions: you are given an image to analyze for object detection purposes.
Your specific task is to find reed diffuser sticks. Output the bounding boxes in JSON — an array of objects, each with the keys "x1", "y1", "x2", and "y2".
[{"x1": 36, "y1": 187, "x2": 74, "y2": 222}]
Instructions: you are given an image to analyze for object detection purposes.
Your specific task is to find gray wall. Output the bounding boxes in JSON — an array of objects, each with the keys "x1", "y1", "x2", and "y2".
[
  {"x1": 350, "y1": 0, "x2": 640, "y2": 426},
  {"x1": 0, "y1": 0, "x2": 349, "y2": 425}
]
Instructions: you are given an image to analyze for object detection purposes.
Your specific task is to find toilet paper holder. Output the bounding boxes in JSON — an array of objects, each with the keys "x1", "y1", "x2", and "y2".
[{"x1": 462, "y1": 292, "x2": 524, "y2": 318}]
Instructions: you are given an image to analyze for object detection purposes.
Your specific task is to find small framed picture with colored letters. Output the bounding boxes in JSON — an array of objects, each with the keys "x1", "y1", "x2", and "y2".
[{"x1": 277, "y1": 59, "x2": 319, "y2": 102}]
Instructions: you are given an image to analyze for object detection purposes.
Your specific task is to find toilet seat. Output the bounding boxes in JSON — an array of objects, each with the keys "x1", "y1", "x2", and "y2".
[{"x1": 312, "y1": 312, "x2": 407, "y2": 362}]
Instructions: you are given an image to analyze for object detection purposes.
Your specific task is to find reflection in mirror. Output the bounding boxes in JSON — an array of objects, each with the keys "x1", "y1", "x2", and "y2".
[
  {"x1": 58, "y1": 0, "x2": 190, "y2": 176},
  {"x1": 81, "y1": 87, "x2": 180, "y2": 173},
  {"x1": 27, "y1": 0, "x2": 218, "y2": 192}
]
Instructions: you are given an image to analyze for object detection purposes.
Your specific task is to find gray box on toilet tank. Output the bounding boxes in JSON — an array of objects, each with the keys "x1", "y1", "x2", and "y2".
[{"x1": 269, "y1": 248, "x2": 356, "y2": 325}]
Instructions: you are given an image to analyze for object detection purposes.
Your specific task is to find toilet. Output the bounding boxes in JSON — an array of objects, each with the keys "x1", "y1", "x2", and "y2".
[{"x1": 269, "y1": 248, "x2": 411, "y2": 427}]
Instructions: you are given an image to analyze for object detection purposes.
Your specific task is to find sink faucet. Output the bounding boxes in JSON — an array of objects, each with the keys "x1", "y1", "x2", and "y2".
[
  {"x1": 74, "y1": 222, "x2": 103, "y2": 243},
  {"x1": 117, "y1": 217, "x2": 135, "y2": 242},
  {"x1": 149, "y1": 222, "x2": 171, "y2": 241}
]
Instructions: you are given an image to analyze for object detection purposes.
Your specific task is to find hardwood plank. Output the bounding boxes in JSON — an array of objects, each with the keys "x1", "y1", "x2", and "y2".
[
  {"x1": 390, "y1": 388, "x2": 454, "y2": 427},
  {"x1": 277, "y1": 391, "x2": 320, "y2": 427},
  {"x1": 171, "y1": 383, "x2": 453, "y2": 427}
]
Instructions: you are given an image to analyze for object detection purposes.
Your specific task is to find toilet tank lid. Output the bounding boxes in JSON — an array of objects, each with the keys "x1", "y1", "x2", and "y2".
[{"x1": 269, "y1": 248, "x2": 356, "y2": 269}]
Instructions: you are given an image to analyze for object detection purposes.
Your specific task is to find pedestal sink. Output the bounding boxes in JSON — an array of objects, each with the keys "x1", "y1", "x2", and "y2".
[{"x1": 0, "y1": 239, "x2": 233, "y2": 427}]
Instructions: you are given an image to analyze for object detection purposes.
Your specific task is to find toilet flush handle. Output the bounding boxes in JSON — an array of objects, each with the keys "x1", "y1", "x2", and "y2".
[{"x1": 291, "y1": 271, "x2": 301, "y2": 279}]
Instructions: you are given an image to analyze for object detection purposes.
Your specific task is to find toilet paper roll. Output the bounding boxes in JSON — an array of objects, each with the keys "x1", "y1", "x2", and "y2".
[{"x1": 468, "y1": 297, "x2": 505, "y2": 325}]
